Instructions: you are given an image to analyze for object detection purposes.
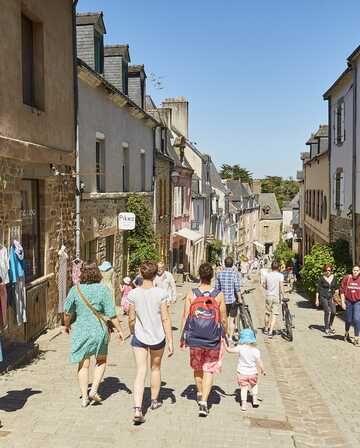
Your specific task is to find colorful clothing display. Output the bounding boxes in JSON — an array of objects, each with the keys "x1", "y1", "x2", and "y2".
[{"x1": 9, "y1": 241, "x2": 26, "y2": 326}]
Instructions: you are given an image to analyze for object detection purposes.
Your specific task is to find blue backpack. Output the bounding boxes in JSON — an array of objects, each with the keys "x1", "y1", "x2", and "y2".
[{"x1": 182, "y1": 288, "x2": 223, "y2": 349}]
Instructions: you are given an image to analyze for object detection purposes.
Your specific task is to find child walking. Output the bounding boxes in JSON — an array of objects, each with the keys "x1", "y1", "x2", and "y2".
[
  {"x1": 120, "y1": 277, "x2": 132, "y2": 315},
  {"x1": 226, "y1": 328, "x2": 265, "y2": 411}
]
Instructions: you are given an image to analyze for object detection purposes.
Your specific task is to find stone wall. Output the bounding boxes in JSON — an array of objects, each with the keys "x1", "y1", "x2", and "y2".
[{"x1": 329, "y1": 214, "x2": 352, "y2": 248}]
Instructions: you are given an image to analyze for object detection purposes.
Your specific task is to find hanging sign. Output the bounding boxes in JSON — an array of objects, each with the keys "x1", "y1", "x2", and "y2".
[{"x1": 118, "y1": 212, "x2": 136, "y2": 230}]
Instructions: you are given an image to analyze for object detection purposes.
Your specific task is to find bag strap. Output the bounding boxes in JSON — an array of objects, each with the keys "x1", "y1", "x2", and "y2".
[{"x1": 76, "y1": 285, "x2": 109, "y2": 329}]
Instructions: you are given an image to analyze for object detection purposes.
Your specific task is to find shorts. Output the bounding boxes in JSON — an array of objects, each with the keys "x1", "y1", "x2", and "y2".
[
  {"x1": 237, "y1": 373, "x2": 258, "y2": 387},
  {"x1": 226, "y1": 302, "x2": 238, "y2": 318},
  {"x1": 265, "y1": 295, "x2": 280, "y2": 316},
  {"x1": 131, "y1": 335, "x2": 166, "y2": 350},
  {"x1": 190, "y1": 345, "x2": 224, "y2": 374}
]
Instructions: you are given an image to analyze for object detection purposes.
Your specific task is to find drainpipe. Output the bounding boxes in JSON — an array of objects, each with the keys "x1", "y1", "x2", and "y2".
[
  {"x1": 72, "y1": 0, "x2": 80, "y2": 258},
  {"x1": 352, "y1": 63, "x2": 357, "y2": 264}
]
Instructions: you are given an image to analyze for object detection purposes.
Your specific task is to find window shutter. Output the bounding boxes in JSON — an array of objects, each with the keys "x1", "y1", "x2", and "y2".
[
  {"x1": 333, "y1": 172, "x2": 337, "y2": 209},
  {"x1": 334, "y1": 106, "x2": 338, "y2": 144},
  {"x1": 340, "y1": 102, "x2": 345, "y2": 142}
]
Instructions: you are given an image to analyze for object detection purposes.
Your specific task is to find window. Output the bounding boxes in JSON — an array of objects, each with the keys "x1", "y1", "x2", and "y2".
[
  {"x1": 105, "y1": 235, "x2": 114, "y2": 264},
  {"x1": 82, "y1": 240, "x2": 97, "y2": 262},
  {"x1": 140, "y1": 152, "x2": 146, "y2": 191},
  {"x1": 323, "y1": 195, "x2": 327, "y2": 221},
  {"x1": 21, "y1": 14, "x2": 44, "y2": 109},
  {"x1": 159, "y1": 179, "x2": 163, "y2": 216},
  {"x1": 94, "y1": 30, "x2": 104, "y2": 74},
  {"x1": 316, "y1": 190, "x2": 320, "y2": 221},
  {"x1": 160, "y1": 128, "x2": 167, "y2": 154},
  {"x1": 122, "y1": 146, "x2": 129, "y2": 192},
  {"x1": 21, "y1": 179, "x2": 42, "y2": 282},
  {"x1": 320, "y1": 191, "x2": 323, "y2": 223},
  {"x1": 335, "y1": 170, "x2": 344, "y2": 210},
  {"x1": 312, "y1": 190, "x2": 316, "y2": 218},
  {"x1": 96, "y1": 140, "x2": 105, "y2": 192},
  {"x1": 335, "y1": 101, "x2": 345, "y2": 144},
  {"x1": 163, "y1": 180, "x2": 167, "y2": 215},
  {"x1": 174, "y1": 186, "x2": 184, "y2": 217}
]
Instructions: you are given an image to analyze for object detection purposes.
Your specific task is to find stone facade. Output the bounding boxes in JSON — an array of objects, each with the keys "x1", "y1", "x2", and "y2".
[
  {"x1": 0, "y1": 0, "x2": 76, "y2": 345},
  {"x1": 155, "y1": 153, "x2": 172, "y2": 266},
  {"x1": 329, "y1": 215, "x2": 352, "y2": 249}
]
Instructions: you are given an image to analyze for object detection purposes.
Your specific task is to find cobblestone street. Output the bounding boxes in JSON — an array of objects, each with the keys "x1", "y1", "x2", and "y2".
[{"x1": 1, "y1": 278, "x2": 360, "y2": 448}]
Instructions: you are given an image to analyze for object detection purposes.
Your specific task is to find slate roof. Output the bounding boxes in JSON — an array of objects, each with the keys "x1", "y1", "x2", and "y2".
[
  {"x1": 257, "y1": 193, "x2": 282, "y2": 220},
  {"x1": 225, "y1": 180, "x2": 252, "y2": 201},
  {"x1": 145, "y1": 95, "x2": 157, "y2": 111},
  {"x1": 104, "y1": 45, "x2": 130, "y2": 62},
  {"x1": 210, "y1": 161, "x2": 226, "y2": 193},
  {"x1": 290, "y1": 192, "x2": 300, "y2": 209},
  {"x1": 76, "y1": 12, "x2": 106, "y2": 33},
  {"x1": 314, "y1": 125, "x2": 328, "y2": 139},
  {"x1": 128, "y1": 65, "x2": 145, "y2": 75}
]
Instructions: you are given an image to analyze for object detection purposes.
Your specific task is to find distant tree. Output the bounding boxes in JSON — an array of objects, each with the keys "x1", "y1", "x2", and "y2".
[
  {"x1": 261, "y1": 176, "x2": 299, "y2": 209},
  {"x1": 220, "y1": 164, "x2": 253, "y2": 183}
]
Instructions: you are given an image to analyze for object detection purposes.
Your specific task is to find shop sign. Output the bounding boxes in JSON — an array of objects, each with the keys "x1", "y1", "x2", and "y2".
[{"x1": 118, "y1": 212, "x2": 136, "y2": 230}]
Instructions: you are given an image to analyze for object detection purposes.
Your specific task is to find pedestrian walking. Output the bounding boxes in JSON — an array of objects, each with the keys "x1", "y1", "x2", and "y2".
[
  {"x1": 181, "y1": 262, "x2": 227, "y2": 417},
  {"x1": 154, "y1": 262, "x2": 177, "y2": 304},
  {"x1": 225, "y1": 328, "x2": 265, "y2": 411},
  {"x1": 63, "y1": 263, "x2": 124, "y2": 408},
  {"x1": 128, "y1": 261, "x2": 174, "y2": 424},
  {"x1": 120, "y1": 277, "x2": 132, "y2": 315},
  {"x1": 262, "y1": 260, "x2": 285, "y2": 338},
  {"x1": 215, "y1": 256, "x2": 241, "y2": 340},
  {"x1": 340, "y1": 265, "x2": 360, "y2": 346},
  {"x1": 315, "y1": 264, "x2": 339, "y2": 335}
]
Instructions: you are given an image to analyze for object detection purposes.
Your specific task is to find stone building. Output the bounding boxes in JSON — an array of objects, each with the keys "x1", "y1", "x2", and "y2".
[
  {"x1": 257, "y1": 193, "x2": 282, "y2": 255},
  {"x1": 0, "y1": 0, "x2": 76, "y2": 343},
  {"x1": 302, "y1": 126, "x2": 330, "y2": 256},
  {"x1": 76, "y1": 13, "x2": 158, "y2": 297}
]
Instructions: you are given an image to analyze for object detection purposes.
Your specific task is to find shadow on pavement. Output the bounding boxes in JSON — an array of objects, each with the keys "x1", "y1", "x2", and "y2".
[
  {"x1": 296, "y1": 300, "x2": 314, "y2": 309},
  {"x1": 0, "y1": 388, "x2": 42, "y2": 412},
  {"x1": 99, "y1": 376, "x2": 132, "y2": 401},
  {"x1": 180, "y1": 384, "x2": 228, "y2": 409},
  {"x1": 308, "y1": 324, "x2": 324, "y2": 333},
  {"x1": 143, "y1": 382, "x2": 176, "y2": 415}
]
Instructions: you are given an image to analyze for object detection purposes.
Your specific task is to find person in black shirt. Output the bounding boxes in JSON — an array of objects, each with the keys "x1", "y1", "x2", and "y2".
[{"x1": 315, "y1": 264, "x2": 339, "y2": 335}]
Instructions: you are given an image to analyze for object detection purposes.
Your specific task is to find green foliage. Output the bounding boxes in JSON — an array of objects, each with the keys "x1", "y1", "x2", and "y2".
[
  {"x1": 273, "y1": 240, "x2": 295, "y2": 266},
  {"x1": 126, "y1": 194, "x2": 160, "y2": 277},
  {"x1": 300, "y1": 240, "x2": 351, "y2": 297},
  {"x1": 207, "y1": 240, "x2": 223, "y2": 264},
  {"x1": 220, "y1": 164, "x2": 253, "y2": 184},
  {"x1": 260, "y1": 176, "x2": 299, "y2": 209}
]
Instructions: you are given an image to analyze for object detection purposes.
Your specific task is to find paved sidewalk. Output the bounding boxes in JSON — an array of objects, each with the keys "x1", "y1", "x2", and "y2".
[{"x1": 0, "y1": 283, "x2": 294, "y2": 448}]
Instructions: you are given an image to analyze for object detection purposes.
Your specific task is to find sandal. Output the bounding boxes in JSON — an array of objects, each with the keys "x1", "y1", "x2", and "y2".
[
  {"x1": 81, "y1": 397, "x2": 90, "y2": 408},
  {"x1": 89, "y1": 392, "x2": 103, "y2": 404},
  {"x1": 150, "y1": 399, "x2": 162, "y2": 410},
  {"x1": 133, "y1": 407, "x2": 145, "y2": 424}
]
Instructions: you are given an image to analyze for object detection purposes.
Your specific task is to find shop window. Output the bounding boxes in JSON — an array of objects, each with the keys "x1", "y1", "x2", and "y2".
[
  {"x1": 105, "y1": 235, "x2": 114, "y2": 264},
  {"x1": 21, "y1": 13, "x2": 44, "y2": 109},
  {"x1": 21, "y1": 179, "x2": 42, "y2": 282},
  {"x1": 82, "y1": 240, "x2": 97, "y2": 262}
]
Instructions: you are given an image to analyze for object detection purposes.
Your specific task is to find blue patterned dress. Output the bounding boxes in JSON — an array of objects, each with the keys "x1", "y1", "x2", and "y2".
[{"x1": 64, "y1": 284, "x2": 116, "y2": 363}]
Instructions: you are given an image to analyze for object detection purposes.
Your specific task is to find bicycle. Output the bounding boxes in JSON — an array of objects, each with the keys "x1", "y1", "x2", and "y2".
[
  {"x1": 281, "y1": 297, "x2": 294, "y2": 341},
  {"x1": 235, "y1": 288, "x2": 255, "y2": 336}
]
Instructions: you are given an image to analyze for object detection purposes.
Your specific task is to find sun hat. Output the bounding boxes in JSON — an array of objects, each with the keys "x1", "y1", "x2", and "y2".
[
  {"x1": 239, "y1": 328, "x2": 256, "y2": 344},
  {"x1": 123, "y1": 276, "x2": 131, "y2": 285},
  {"x1": 98, "y1": 261, "x2": 112, "y2": 272}
]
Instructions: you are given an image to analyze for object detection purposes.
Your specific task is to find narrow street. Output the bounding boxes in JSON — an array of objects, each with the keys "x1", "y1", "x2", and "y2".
[{"x1": 0, "y1": 277, "x2": 359, "y2": 448}]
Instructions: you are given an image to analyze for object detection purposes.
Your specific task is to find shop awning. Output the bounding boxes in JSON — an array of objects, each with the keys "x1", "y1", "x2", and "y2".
[{"x1": 174, "y1": 228, "x2": 204, "y2": 243}]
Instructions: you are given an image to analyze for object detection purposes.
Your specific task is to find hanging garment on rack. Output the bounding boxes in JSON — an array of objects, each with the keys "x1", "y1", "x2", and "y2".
[
  {"x1": 0, "y1": 284, "x2": 7, "y2": 330},
  {"x1": 9, "y1": 242, "x2": 27, "y2": 326},
  {"x1": 57, "y1": 246, "x2": 68, "y2": 313},
  {"x1": 0, "y1": 337, "x2": 3, "y2": 363},
  {"x1": 72, "y1": 260, "x2": 83, "y2": 285},
  {"x1": 0, "y1": 246, "x2": 9, "y2": 284}
]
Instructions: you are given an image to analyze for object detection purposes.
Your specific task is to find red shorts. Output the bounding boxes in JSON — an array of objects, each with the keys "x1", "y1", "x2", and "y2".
[
  {"x1": 237, "y1": 374, "x2": 258, "y2": 387},
  {"x1": 190, "y1": 346, "x2": 223, "y2": 374}
]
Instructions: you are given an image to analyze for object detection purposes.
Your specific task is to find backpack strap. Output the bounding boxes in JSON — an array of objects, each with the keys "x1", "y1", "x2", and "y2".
[{"x1": 192, "y1": 288, "x2": 202, "y2": 297}]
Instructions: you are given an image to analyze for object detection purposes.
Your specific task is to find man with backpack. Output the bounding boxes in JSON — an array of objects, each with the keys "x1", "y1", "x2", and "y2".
[
  {"x1": 180, "y1": 263, "x2": 227, "y2": 417},
  {"x1": 215, "y1": 256, "x2": 242, "y2": 340}
]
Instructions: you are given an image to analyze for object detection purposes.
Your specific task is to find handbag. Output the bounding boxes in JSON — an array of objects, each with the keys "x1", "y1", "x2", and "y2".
[{"x1": 76, "y1": 286, "x2": 115, "y2": 334}]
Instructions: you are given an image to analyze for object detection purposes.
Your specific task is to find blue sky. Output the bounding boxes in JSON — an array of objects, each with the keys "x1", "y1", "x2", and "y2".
[{"x1": 78, "y1": 0, "x2": 360, "y2": 178}]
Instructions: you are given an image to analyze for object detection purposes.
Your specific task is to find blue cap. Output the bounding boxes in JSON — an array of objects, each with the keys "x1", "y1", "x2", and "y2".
[
  {"x1": 98, "y1": 261, "x2": 112, "y2": 272},
  {"x1": 239, "y1": 328, "x2": 256, "y2": 344}
]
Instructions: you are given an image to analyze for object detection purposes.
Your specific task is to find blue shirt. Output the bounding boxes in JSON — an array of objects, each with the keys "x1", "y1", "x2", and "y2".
[{"x1": 215, "y1": 268, "x2": 241, "y2": 304}]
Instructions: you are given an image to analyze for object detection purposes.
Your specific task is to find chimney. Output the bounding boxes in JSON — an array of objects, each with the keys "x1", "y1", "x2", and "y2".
[
  {"x1": 161, "y1": 97, "x2": 189, "y2": 138},
  {"x1": 252, "y1": 179, "x2": 262, "y2": 195},
  {"x1": 128, "y1": 65, "x2": 146, "y2": 109},
  {"x1": 158, "y1": 108, "x2": 172, "y2": 129},
  {"x1": 104, "y1": 45, "x2": 131, "y2": 94},
  {"x1": 76, "y1": 12, "x2": 106, "y2": 73}
]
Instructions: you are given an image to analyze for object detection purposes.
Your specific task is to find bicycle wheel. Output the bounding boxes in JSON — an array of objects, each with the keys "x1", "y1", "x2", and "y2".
[{"x1": 284, "y1": 308, "x2": 293, "y2": 341}]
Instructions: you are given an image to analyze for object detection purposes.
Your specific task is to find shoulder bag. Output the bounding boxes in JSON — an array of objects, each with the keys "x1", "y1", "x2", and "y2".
[{"x1": 76, "y1": 285, "x2": 115, "y2": 335}]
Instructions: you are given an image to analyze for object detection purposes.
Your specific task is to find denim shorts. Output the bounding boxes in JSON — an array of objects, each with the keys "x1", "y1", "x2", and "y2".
[{"x1": 131, "y1": 334, "x2": 166, "y2": 350}]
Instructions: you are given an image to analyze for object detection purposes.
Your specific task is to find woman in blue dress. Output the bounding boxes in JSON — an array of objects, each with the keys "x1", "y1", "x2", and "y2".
[{"x1": 64, "y1": 263, "x2": 124, "y2": 407}]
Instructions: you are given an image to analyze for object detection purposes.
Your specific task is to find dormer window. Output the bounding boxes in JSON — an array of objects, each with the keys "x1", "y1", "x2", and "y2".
[
  {"x1": 94, "y1": 30, "x2": 104, "y2": 74},
  {"x1": 263, "y1": 205, "x2": 270, "y2": 215}
]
